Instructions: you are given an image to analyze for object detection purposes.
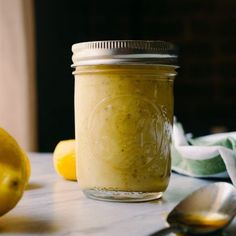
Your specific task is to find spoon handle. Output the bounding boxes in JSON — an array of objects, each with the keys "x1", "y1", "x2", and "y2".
[{"x1": 148, "y1": 226, "x2": 182, "y2": 236}]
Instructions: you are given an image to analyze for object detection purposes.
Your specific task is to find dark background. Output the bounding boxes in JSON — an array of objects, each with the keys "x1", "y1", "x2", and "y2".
[{"x1": 35, "y1": 0, "x2": 236, "y2": 152}]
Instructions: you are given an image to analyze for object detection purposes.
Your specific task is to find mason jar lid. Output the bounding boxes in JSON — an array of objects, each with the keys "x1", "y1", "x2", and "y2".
[{"x1": 71, "y1": 40, "x2": 178, "y2": 67}]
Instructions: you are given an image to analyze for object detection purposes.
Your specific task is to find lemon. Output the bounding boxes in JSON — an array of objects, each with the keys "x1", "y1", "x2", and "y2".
[
  {"x1": 0, "y1": 127, "x2": 31, "y2": 217},
  {"x1": 53, "y1": 140, "x2": 76, "y2": 181}
]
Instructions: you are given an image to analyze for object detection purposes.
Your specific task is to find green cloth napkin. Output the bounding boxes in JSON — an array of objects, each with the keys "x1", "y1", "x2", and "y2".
[{"x1": 171, "y1": 122, "x2": 236, "y2": 187}]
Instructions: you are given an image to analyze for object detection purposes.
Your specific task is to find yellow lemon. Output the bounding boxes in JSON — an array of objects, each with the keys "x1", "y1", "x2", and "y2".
[
  {"x1": 0, "y1": 127, "x2": 31, "y2": 217},
  {"x1": 22, "y1": 150, "x2": 31, "y2": 185},
  {"x1": 53, "y1": 140, "x2": 76, "y2": 181}
]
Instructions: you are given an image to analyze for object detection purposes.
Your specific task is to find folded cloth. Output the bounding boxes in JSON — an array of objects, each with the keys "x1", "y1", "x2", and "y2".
[{"x1": 171, "y1": 121, "x2": 236, "y2": 187}]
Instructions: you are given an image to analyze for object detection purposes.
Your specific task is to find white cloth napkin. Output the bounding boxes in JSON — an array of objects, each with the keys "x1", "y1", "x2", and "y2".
[{"x1": 171, "y1": 122, "x2": 236, "y2": 187}]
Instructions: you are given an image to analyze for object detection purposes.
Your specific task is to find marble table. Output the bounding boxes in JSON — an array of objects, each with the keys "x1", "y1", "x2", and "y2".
[{"x1": 0, "y1": 153, "x2": 235, "y2": 236}]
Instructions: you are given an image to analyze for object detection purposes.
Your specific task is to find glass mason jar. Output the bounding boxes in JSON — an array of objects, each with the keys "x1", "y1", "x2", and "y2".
[{"x1": 72, "y1": 40, "x2": 178, "y2": 202}]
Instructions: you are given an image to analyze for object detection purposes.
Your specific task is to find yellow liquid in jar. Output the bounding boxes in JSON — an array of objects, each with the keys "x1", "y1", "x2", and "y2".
[{"x1": 74, "y1": 65, "x2": 176, "y2": 193}]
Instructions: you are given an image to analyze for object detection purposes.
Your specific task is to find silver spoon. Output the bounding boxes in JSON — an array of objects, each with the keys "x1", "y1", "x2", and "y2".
[{"x1": 149, "y1": 182, "x2": 236, "y2": 236}]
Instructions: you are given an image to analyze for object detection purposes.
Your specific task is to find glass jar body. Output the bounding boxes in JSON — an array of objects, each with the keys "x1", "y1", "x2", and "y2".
[{"x1": 74, "y1": 64, "x2": 176, "y2": 202}]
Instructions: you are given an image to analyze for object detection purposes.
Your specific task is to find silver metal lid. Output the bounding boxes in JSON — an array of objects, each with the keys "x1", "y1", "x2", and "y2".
[{"x1": 71, "y1": 40, "x2": 178, "y2": 67}]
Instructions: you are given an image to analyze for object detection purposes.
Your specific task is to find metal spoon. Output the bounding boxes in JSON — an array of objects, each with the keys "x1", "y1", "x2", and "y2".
[{"x1": 149, "y1": 182, "x2": 236, "y2": 236}]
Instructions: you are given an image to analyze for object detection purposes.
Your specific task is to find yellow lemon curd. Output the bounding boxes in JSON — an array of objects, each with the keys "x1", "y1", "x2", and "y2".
[{"x1": 74, "y1": 65, "x2": 176, "y2": 193}]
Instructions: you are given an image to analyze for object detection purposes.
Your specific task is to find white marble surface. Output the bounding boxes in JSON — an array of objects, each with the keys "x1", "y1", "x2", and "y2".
[{"x1": 0, "y1": 153, "x2": 235, "y2": 236}]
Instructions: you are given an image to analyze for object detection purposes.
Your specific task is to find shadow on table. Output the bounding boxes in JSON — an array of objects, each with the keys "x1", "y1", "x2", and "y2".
[
  {"x1": 0, "y1": 215, "x2": 59, "y2": 234},
  {"x1": 26, "y1": 182, "x2": 44, "y2": 191}
]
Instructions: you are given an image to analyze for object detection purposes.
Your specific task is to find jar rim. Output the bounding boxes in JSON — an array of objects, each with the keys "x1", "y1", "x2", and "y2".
[{"x1": 71, "y1": 40, "x2": 178, "y2": 67}]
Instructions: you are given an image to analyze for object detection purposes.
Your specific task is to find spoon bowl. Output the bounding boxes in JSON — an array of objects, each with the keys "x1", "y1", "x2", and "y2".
[{"x1": 150, "y1": 182, "x2": 236, "y2": 235}]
